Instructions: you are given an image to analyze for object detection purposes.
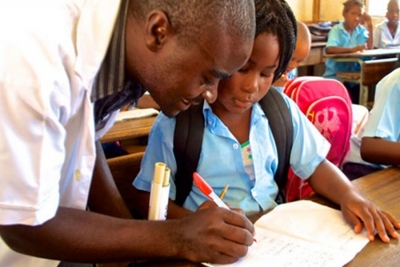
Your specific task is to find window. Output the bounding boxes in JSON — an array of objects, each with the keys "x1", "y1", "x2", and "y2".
[{"x1": 367, "y1": 0, "x2": 387, "y2": 17}]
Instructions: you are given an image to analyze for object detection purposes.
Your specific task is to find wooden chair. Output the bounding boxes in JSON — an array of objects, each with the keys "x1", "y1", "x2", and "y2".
[{"x1": 107, "y1": 152, "x2": 144, "y2": 214}]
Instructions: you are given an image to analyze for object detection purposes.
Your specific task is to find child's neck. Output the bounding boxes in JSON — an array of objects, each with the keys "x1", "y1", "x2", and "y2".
[
  {"x1": 343, "y1": 23, "x2": 355, "y2": 36},
  {"x1": 213, "y1": 106, "x2": 252, "y2": 144}
]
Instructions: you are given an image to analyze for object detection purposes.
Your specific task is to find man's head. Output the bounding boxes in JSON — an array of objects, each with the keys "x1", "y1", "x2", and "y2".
[
  {"x1": 285, "y1": 21, "x2": 311, "y2": 74},
  {"x1": 125, "y1": 0, "x2": 255, "y2": 117},
  {"x1": 386, "y1": 0, "x2": 399, "y2": 27}
]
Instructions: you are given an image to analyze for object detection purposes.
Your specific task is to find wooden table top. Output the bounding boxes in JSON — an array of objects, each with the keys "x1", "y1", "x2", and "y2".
[
  {"x1": 323, "y1": 48, "x2": 400, "y2": 58},
  {"x1": 100, "y1": 116, "x2": 156, "y2": 143},
  {"x1": 124, "y1": 167, "x2": 400, "y2": 267}
]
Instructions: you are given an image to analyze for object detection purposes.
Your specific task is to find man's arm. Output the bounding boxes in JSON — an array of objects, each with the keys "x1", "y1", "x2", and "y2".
[
  {"x1": 0, "y1": 206, "x2": 254, "y2": 264},
  {"x1": 361, "y1": 137, "x2": 400, "y2": 165},
  {"x1": 87, "y1": 141, "x2": 132, "y2": 219}
]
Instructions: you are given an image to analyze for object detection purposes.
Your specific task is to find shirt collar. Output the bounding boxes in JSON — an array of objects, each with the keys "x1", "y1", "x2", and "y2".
[{"x1": 91, "y1": 0, "x2": 130, "y2": 102}]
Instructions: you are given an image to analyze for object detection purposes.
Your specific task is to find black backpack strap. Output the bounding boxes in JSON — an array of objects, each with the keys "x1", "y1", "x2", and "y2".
[
  {"x1": 173, "y1": 87, "x2": 293, "y2": 206},
  {"x1": 173, "y1": 101, "x2": 205, "y2": 206},
  {"x1": 259, "y1": 87, "x2": 293, "y2": 204}
]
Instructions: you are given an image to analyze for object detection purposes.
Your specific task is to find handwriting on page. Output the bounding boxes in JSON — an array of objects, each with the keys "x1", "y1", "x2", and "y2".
[{"x1": 210, "y1": 200, "x2": 369, "y2": 267}]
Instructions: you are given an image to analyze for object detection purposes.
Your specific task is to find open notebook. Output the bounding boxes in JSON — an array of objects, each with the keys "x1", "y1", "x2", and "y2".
[
  {"x1": 204, "y1": 200, "x2": 369, "y2": 267},
  {"x1": 115, "y1": 108, "x2": 159, "y2": 122}
]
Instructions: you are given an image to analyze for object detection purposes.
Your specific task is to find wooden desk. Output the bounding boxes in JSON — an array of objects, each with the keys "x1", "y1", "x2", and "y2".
[
  {"x1": 126, "y1": 167, "x2": 400, "y2": 267},
  {"x1": 324, "y1": 49, "x2": 400, "y2": 106},
  {"x1": 101, "y1": 116, "x2": 156, "y2": 144}
]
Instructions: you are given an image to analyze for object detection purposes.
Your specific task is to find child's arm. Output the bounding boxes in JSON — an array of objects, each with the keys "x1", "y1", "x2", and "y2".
[
  {"x1": 308, "y1": 159, "x2": 400, "y2": 242},
  {"x1": 362, "y1": 12, "x2": 374, "y2": 50},
  {"x1": 361, "y1": 137, "x2": 400, "y2": 165},
  {"x1": 325, "y1": 45, "x2": 366, "y2": 54}
]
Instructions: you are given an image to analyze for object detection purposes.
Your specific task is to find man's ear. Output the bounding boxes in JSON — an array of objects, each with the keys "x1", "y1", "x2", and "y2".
[{"x1": 144, "y1": 10, "x2": 174, "y2": 51}]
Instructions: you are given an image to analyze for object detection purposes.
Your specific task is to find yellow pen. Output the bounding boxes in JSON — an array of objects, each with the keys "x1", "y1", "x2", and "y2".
[{"x1": 219, "y1": 184, "x2": 229, "y2": 200}]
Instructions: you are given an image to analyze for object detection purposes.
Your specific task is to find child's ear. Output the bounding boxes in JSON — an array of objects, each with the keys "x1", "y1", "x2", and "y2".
[{"x1": 144, "y1": 10, "x2": 174, "y2": 51}]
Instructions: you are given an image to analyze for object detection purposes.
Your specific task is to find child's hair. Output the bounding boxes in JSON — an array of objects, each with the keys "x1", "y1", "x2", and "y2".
[
  {"x1": 387, "y1": 0, "x2": 399, "y2": 9},
  {"x1": 342, "y1": 0, "x2": 364, "y2": 13},
  {"x1": 254, "y1": 0, "x2": 297, "y2": 83}
]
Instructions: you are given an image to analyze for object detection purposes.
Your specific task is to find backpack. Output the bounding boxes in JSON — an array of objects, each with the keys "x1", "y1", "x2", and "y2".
[
  {"x1": 173, "y1": 87, "x2": 293, "y2": 207},
  {"x1": 283, "y1": 77, "x2": 353, "y2": 201}
]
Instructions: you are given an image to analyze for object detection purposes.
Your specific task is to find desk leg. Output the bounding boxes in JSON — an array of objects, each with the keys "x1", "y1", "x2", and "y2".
[{"x1": 359, "y1": 85, "x2": 368, "y2": 107}]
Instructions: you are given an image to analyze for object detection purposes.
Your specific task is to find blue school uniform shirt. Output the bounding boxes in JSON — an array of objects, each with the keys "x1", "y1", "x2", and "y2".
[
  {"x1": 323, "y1": 21, "x2": 369, "y2": 78},
  {"x1": 133, "y1": 93, "x2": 330, "y2": 216},
  {"x1": 344, "y1": 68, "x2": 400, "y2": 168}
]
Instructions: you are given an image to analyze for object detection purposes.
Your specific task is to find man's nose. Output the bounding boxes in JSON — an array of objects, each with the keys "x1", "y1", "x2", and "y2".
[{"x1": 202, "y1": 87, "x2": 218, "y2": 103}]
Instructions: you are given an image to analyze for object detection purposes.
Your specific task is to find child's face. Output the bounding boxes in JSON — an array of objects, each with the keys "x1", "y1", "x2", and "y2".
[
  {"x1": 343, "y1": 5, "x2": 363, "y2": 31},
  {"x1": 386, "y1": 2, "x2": 399, "y2": 26},
  {"x1": 213, "y1": 33, "x2": 279, "y2": 114},
  {"x1": 285, "y1": 41, "x2": 310, "y2": 74}
]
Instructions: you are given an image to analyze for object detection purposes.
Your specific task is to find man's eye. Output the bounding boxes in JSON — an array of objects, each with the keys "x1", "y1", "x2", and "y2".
[{"x1": 201, "y1": 77, "x2": 215, "y2": 86}]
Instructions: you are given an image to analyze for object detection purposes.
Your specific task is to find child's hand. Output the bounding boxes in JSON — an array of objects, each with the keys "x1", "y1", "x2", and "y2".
[
  {"x1": 361, "y1": 12, "x2": 372, "y2": 25},
  {"x1": 353, "y1": 44, "x2": 367, "y2": 52},
  {"x1": 340, "y1": 191, "x2": 400, "y2": 243}
]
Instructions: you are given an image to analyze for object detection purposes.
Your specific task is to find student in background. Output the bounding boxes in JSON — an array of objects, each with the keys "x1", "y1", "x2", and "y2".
[
  {"x1": 0, "y1": 0, "x2": 256, "y2": 266},
  {"x1": 323, "y1": 0, "x2": 373, "y2": 103},
  {"x1": 273, "y1": 21, "x2": 312, "y2": 88},
  {"x1": 374, "y1": 0, "x2": 400, "y2": 49},
  {"x1": 343, "y1": 68, "x2": 400, "y2": 179},
  {"x1": 132, "y1": 0, "x2": 400, "y2": 244}
]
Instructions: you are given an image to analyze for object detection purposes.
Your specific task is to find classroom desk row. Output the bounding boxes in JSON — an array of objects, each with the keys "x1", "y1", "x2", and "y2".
[
  {"x1": 124, "y1": 166, "x2": 400, "y2": 267},
  {"x1": 324, "y1": 48, "x2": 400, "y2": 107}
]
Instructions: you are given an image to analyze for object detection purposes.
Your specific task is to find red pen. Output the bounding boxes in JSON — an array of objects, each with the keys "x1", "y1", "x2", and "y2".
[
  {"x1": 193, "y1": 172, "x2": 229, "y2": 209},
  {"x1": 193, "y1": 172, "x2": 257, "y2": 243}
]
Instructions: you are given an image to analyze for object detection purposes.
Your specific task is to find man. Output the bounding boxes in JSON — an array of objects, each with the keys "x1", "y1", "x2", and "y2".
[{"x1": 0, "y1": 0, "x2": 255, "y2": 266}]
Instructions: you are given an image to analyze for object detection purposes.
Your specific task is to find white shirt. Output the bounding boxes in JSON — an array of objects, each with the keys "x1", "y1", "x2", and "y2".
[
  {"x1": 373, "y1": 20, "x2": 400, "y2": 49},
  {"x1": 0, "y1": 0, "x2": 121, "y2": 266}
]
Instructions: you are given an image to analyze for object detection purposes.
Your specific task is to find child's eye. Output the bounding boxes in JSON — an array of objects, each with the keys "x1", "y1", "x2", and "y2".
[
  {"x1": 238, "y1": 66, "x2": 250, "y2": 73},
  {"x1": 261, "y1": 72, "x2": 273, "y2": 78}
]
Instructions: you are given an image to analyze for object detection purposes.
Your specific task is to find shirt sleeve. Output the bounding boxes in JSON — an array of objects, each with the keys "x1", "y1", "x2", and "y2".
[
  {"x1": 373, "y1": 24, "x2": 381, "y2": 48},
  {"x1": 362, "y1": 69, "x2": 400, "y2": 141},
  {"x1": 326, "y1": 25, "x2": 343, "y2": 47},
  {"x1": 133, "y1": 113, "x2": 179, "y2": 199}
]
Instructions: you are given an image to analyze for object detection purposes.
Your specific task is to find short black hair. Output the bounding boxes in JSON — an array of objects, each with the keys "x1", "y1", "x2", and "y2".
[
  {"x1": 255, "y1": 0, "x2": 297, "y2": 83},
  {"x1": 129, "y1": 0, "x2": 255, "y2": 46},
  {"x1": 343, "y1": 0, "x2": 364, "y2": 13}
]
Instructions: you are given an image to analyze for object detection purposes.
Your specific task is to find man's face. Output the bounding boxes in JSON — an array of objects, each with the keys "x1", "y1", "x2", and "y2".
[{"x1": 138, "y1": 34, "x2": 253, "y2": 117}]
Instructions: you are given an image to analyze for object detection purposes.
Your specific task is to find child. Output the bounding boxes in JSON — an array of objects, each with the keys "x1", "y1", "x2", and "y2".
[
  {"x1": 374, "y1": 0, "x2": 400, "y2": 49},
  {"x1": 342, "y1": 68, "x2": 400, "y2": 179},
  {"x1": 133, "y1": 0, "x2": 400, "y2": 243},
  {"x1": 273, "y1": 21, "x2": 312, "y2": 88},
  {"x1": 323, "y1": 0, "x2": 373, "y2": 103}
]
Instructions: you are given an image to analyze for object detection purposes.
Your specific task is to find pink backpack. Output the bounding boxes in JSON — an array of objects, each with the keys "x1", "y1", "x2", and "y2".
[{"x1": 283, "y1": 77, "x2": 353, "y2": 201}]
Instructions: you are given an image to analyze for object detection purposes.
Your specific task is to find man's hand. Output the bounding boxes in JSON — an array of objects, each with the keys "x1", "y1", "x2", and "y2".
[
  {"x1": 174, "y1": 207, "x2": 255, "y2": 264},
  {"x1": 340, "y1": 191, "x2": 400, "y2": 243}
]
